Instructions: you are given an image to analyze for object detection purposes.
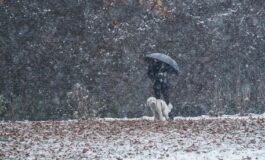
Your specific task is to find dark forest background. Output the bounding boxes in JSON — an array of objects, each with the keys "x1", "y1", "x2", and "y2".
[{"x1": 0, "y1": 0, "x2": 265, "y2": 120}]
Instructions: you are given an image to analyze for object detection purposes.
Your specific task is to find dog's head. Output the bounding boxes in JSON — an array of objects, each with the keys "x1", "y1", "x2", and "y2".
[{"x1": 146, "y1": 97, "x2": 156, "y2": 107}]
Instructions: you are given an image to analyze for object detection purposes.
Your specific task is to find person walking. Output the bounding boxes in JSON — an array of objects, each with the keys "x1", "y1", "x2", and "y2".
[
  {"x1": 145, "y1": 53, "x2": 180, "y2": 120},
  {"x1": 147, "y1": 59, "x2": 171, "y2": 105}
]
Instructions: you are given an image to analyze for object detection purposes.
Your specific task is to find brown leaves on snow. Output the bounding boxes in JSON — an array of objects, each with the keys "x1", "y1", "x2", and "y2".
[{"x1": 0, "y1": 117, "x2": 265, "y2": 159}]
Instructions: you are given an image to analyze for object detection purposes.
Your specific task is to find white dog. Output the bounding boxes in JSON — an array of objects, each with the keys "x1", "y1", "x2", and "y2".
[{"x1": 146, "y1": 97, "x2": 173, "y2": 121}]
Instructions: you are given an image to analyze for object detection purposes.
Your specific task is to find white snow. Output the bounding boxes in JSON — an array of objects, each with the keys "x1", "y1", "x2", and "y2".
[{"x1": 1, "y1": 114, "x2": 265, "y2": 159}]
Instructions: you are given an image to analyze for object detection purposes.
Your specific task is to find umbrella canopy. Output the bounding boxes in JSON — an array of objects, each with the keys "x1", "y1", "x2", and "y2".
[{"x1": 145, "y1": 53, "x2": 180, "y2": 75}]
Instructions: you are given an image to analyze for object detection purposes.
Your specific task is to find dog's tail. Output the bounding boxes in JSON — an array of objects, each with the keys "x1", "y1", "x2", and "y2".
[{"x1": 168, "y1": 103, "x2": 173, "y2": 111}]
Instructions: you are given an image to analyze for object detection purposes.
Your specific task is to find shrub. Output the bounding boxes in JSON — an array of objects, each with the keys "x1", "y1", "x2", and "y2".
[{"x1": 66, "y1": 83, "x2": 105, "y2": 119}]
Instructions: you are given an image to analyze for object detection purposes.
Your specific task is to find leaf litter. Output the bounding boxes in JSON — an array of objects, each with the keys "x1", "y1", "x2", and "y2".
[{"x1": 1, "y1": 115, "x2": 265, "y2": 160}]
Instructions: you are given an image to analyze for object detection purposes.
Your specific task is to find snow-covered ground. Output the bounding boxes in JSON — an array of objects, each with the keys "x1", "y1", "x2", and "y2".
[{"x1": 1, "y1": 114, "x2": 265, "y2": 160}]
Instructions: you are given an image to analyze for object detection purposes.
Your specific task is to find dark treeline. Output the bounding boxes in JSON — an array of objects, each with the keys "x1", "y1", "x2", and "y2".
[{"x1": 0, "y1": 0, "x2": 265, "y2": 120}]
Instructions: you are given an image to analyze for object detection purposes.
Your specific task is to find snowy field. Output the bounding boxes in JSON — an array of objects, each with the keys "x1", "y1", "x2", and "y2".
[{"x1": 1, "y1": 114, "x2": 265, "y2": 160}]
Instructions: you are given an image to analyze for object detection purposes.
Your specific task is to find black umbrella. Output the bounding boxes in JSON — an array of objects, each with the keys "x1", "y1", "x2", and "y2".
[{"x1": 145, "y1": 53, "x2": 180, "y2": 75}]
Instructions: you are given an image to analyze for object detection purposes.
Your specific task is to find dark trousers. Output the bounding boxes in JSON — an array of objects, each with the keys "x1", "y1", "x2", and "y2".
[{"x1": 153, "y1": 81, "x2": 170, "y2": 105}]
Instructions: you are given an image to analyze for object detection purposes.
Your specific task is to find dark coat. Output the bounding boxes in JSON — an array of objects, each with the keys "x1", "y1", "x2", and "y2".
[
  {"x1": 147, "y1": 62, "x2": 169, "y2": 86},
  {"x1": 147, "y1": 62, "x2": 170, "y2": 104}
]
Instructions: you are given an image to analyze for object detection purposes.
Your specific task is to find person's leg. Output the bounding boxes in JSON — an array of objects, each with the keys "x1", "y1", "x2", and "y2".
[
  {"x1": 161, "y1": 83, "x2": 169, "y2": 105},
  {"x1": 153, "y1": 81, "x2": 161, "y2": 99}
]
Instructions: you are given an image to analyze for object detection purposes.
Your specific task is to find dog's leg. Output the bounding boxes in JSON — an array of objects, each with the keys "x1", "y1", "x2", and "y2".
[
  {"x1": 154, "y1": 111, "x2": 160, "y2": 120},
  {"x1": 157, "y1": 110, "x2": 164, "y2": 120},
  {"x1": 152, "y1": 102, "x2": 162, "y2": 120},
  {"x1": 163, "y1": 109, "x2": 170, "y2": 120},
  {"x1": 150, "y1": 102, "x2": 158, "y2": 120},
  {"x1": 162, "y1": 102, "x2": 171, "y2": 120},
  {"x1": 157, "y1": 101, "x2": 165, "y2": 121}
]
